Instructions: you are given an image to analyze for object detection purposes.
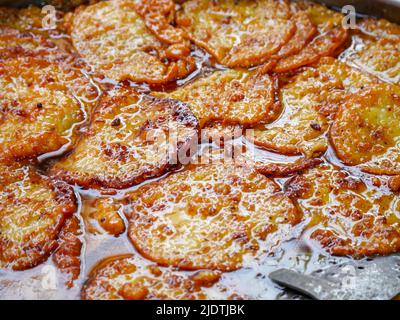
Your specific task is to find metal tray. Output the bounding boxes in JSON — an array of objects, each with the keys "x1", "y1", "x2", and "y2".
[{"x1": 1, "y1": 0, "x2": 400, "y2": 23}]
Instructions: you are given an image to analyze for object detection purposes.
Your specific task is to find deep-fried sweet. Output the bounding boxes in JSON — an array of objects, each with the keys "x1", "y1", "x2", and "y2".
[
  {"x1": 127, "y1": 161, "x2": 302, "y2": 271},
  {"x1": 53, "y1": 215, "x2": 83, "y2": 288},
  {"x1": 69, "y1": 0, "x2": 195, "y2": 83},
  {"x1": 330, "y1": 84, "x2": 400, "y2": 175},
  {"x1": 252, "y1": 57, "x2": 378, "y2": 158},
  {"x1": 0, "y1": 28, "x2": 98, "y2": 164},
  {"x1": 176, "y1": 0, "x2": 296, "y2": 67},
  {"x1": 81, "y1": 197, "x2": 126, "y2": 236},
  {"x1": 285, "y1": 163, "x2": 400, "y2": 256},
  {"x1": 272, "y1": 10, "x2": 317, "y2": 60},
  {"x1": 157, "y1": 68, "x2": 279, "y2": 127},
  {"x1": 341, "y1": 18, "x2": 400, "y2": 84},
  {"x1": 273, "y1": 1, "x2": 348, "y2": 73},
  {"x1": 82, "y1": 254, "x2": 237, "y2": 300},
  {"x1": 0, "y1": 165, "x2": 77, "y2": 270},
  {"x1": 51, "y1": 87, "x2": 199, "y2": 189}
]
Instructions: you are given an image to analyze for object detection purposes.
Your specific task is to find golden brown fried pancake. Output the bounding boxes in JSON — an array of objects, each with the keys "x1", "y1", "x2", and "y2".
[
  {"x1": 82, "y1": 255, "x2": 235, "y2": 300},
  {"x1": 157, "y1": 68, "x2": 279, "y2": 127},
  {"x1": 0, "y1": 6, "x2": 77, "y2": 52},
  {"x1": 285, "y1": 163, "x2": 400, "y2": 256},
  {"x1": 51, "y1": 87, "x2": 199, "y2": 189},
  {"x1": 341, "y1": 18, "x2": 400, "y2": 84},
  {"x1": 0, "y1": 6, "x2": 49, "y2": 32},
  {"x1": 272, "y1": 10, "x2": 317, "y2": 60},
  {"x1": 330, "y1": 84, "x2": 400, "y2": 175},
  {"x1": 176, "y1": 0, "x2": 295, "y2": 67},
  {"x1": 81, "y1": 197, "x2": 126, "y2": 236},
  {"x1": 252, "y1": 57, "x2": 378, "y2": 158},
  {"x1": 0, "y1": 28, "x2": 98, "y2": 164},
  {"x1": 53, "y1": 215, "x2": 82, "y2": 288},
  {"x1": 273, "y1": 2, "x2": 348, "y2": 73},
  {"x1": 127, "y1": 161, "x2": 302, "y2": 271},
  {"x1": 0, "y1": 165, "x2": 77, "y2": 270},
  {"x1": 69, "y1": 0, "x2": 194, "y2": 83}
]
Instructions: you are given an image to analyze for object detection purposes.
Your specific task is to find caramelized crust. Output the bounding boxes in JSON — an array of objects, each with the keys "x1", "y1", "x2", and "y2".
[
  {"x1": 53, "y1": 215, "x2": 83, "y2": 288},
  {"x1": 0, "y1": 165, "x2": 76, "y2": 270},
  {"x1": 157, "y1": 68, "x2": 279, "y2": 127},
  {"x1": 252, "y1": 57, "x2": 378, "y2": 158},
  {"x1": 82, "y1": 255, "x2": 235, "y2": 300},
  {"x1": 0, "y1": 28, "x2": 98, "y2": 164},
  {"x1": 273, "y1": 1, "x2": 348, "y2": 73},
  {"x1": 272, "y1": 10, "x2": 318, "y2": 60},
  {"x1": 51, "y1": 87, "x2": 199, "y2": 189},
  {"x1": 330, "y1": 84, "x2": 400, "y2": 175},
  {"x1": 176, "y1": 0, "x2": 295, "y2": 67},
  {"x1": 69, "y1": 0, "x2": 195, "y2": 83},
  {"x1": 81, "y1": 198, "x2": 126, "y2": 236},
  {"x1": 341, "y1": 18, "x2": 400, "y2": 84},
  {"x1": 286, "y1": 163, "x2": 400, "y2": 256},
  {"x1": 127, "y1": 161, "x2": 302, "y2": 271},
  {"x1": 0, "y1": 7, "x2": 45, "y2": 31}
]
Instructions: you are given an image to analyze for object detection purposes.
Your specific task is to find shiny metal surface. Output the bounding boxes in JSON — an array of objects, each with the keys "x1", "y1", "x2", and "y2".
[
  {"x1": 0, "y1": 0, "x2": 44, "y2": 7},
  {"x1": 270, "y1": 255, "x2": 400, "y2": 300},
  {"x1": 1, "y1": 0, "x2": 399, "y2": 24},
  {"x1": 317, "y1": 0, "x2": 400, "y2": 23},
  {"x1": 1, "y1": 0, "x2": 400, "y2": 22}
]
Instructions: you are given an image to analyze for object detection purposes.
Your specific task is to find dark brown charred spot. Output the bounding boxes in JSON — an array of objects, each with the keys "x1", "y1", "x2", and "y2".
[
  {"x1": 310, "y1": 123, "x2": 321, "y2": 131},
  {"x1": 111, "y1": 117, "x2": 121, "y2": 127}
]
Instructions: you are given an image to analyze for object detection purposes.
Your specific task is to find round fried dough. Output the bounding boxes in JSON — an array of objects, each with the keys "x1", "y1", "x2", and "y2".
[
  {"x1": 0, "y1": 165, "x2": 77, "y2": 270},
  {"x1": 330, "y1": 84, "x2": 400, "y2": 175},
  {"x1": 51, "y1": 87, "x2": 199, "y2": 189},
  {"x1": 176, "y1": 0, "x2": 295, "y2": 68},
  {"x1": 272, "y1": 10, "x2": 317, "y2": 60},
  {"x1": 82, "y1": 255, "x2": 235, "y2": 300},
  {"x1": 127, "y1": 161, "x2": 302, "y2": 271},
  {"x1": 285, "y1": 163, "x2": 400, "y2": 256},
  {"x1": 69, "y1": 0, "x2": 194, "y2": 83},
  {"x1": 273, "y1": 2, "x2": 348, "y2": 73},
  {"x1": 0, "y1": 6, "x2": 44, "y2": 31},
  {"x1": 341, "y1": 18, "x2": 400, "y2": 84},
  {"x1": 157, "y1": 68, "x2": 279, "y2": 127},
  {"x1": 252, "y1": 57, "x2": 378, "y2": 158},
  {"x1": 0, "y1": 28, "x2": 98, "y2": 164}
]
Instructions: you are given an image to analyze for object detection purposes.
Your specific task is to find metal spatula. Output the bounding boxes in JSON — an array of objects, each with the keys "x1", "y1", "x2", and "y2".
[{"x1": 269, "y1": 255, "x2": 400, "y2": 300}]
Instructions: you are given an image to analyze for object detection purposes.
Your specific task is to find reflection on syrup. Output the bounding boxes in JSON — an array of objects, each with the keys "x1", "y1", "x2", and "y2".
[{"x1": 1, "y1": 9, "x2": 399, "y2": 301}]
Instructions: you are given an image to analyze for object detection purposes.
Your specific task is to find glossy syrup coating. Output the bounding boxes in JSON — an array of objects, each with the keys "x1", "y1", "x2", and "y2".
[
  {"x1": 0, "y1": 28, "x2": 99, "y2": 164},
  {"x1": 127, "y1": 161, "x2": 302, "y2": 271},
  {"x1": 273, "y1": 1, "x2": 348, "y2": 73},
  {"x1": 330, "y1": 84, "x2": 400, "y2": 175},
  {"x1": 272, "y1": 10, "x2": 317, "y2": 60},
  {"x1": 82, "y1": 254, "x2": 238, "y2": 300},
  {"x1": 341, "y1": 18, "x2": 400, "y2": 84},
  {"x1": 157, "y1": 67, "x2": 279, "y2": 127},
  {"x1": 68, "y1": 0, "x2": 195, "y2": 83},
  {"x1": 81, "y1": 197, "x2": 126, "y2": 236},
  {"x1": 51, "y1": 87, "x2": 199, "y2": 189},
  {"x1": 53, "y1": 215, "x2": 83, "y2": 288},
  {"x1": 285, "y1": 163, "x2": 400, "y2": 256},
  {"x1": 176, "y1": 0, "x2": 296, "y2": 67},
  {"x1": 251, "y1": 57, "x2": 378, "y2": 158},
  {"x1": 0, "y1": 165, "x2": 77, "y2": 270}
]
